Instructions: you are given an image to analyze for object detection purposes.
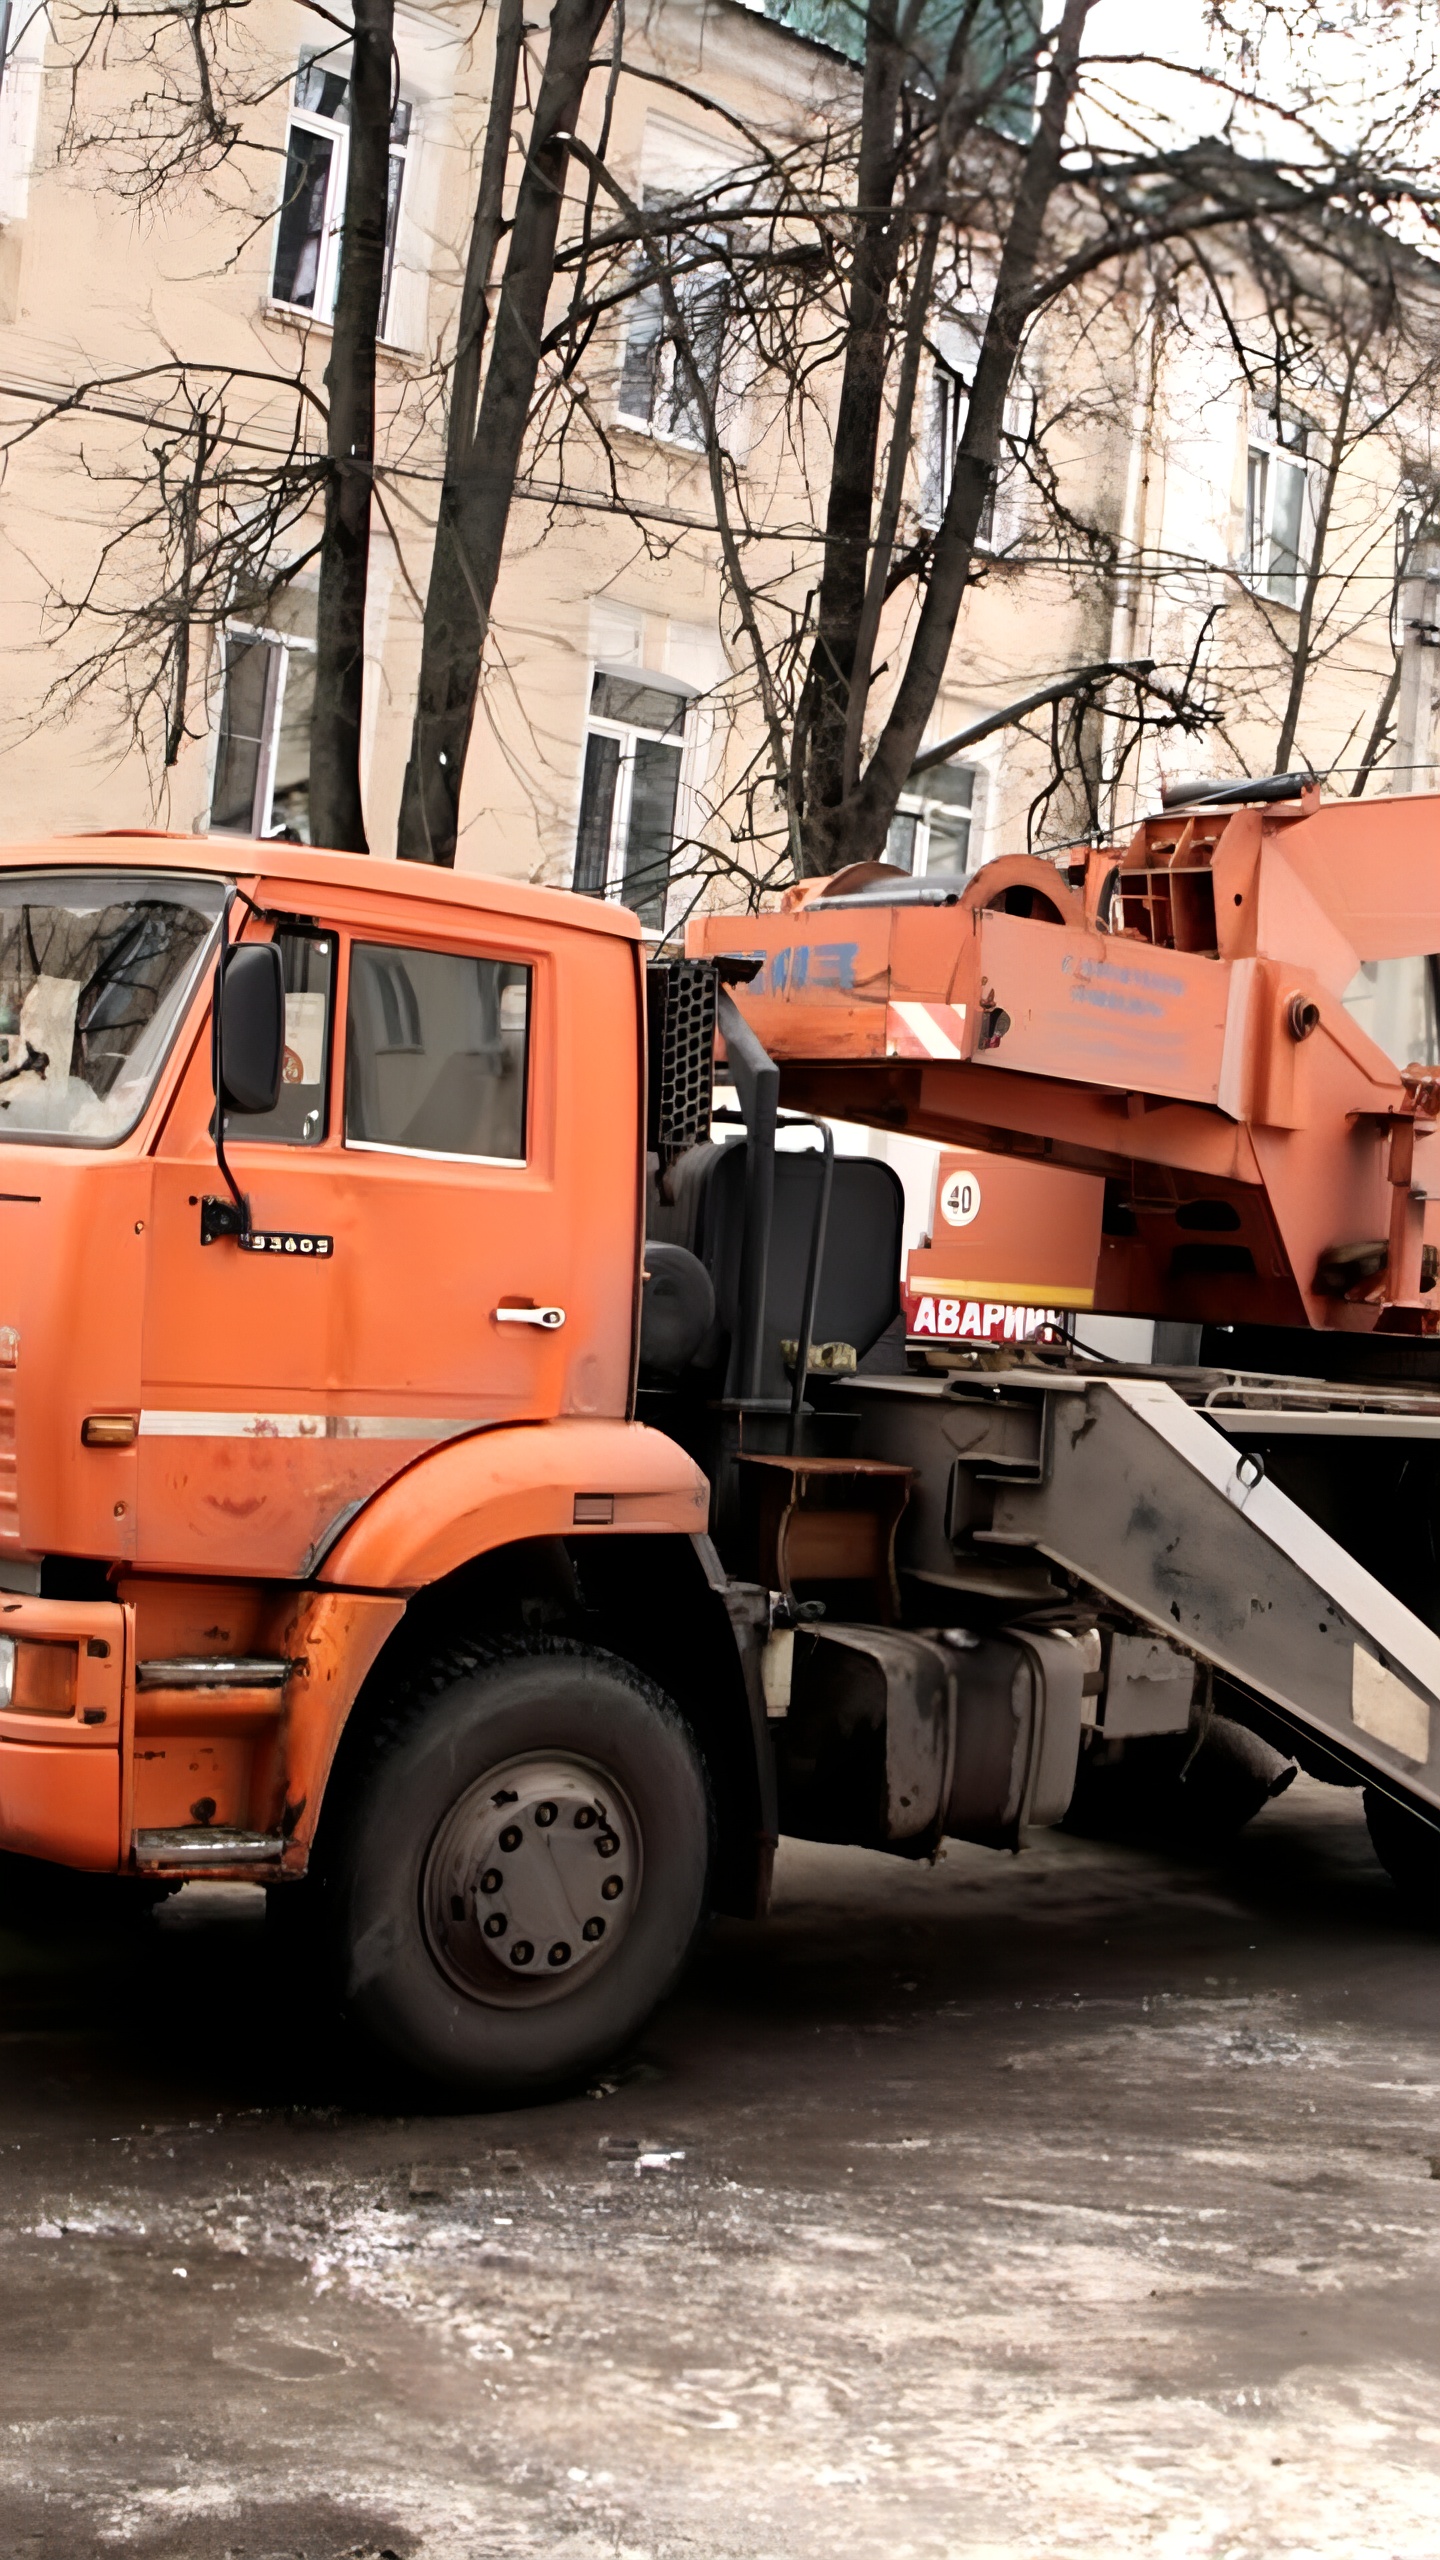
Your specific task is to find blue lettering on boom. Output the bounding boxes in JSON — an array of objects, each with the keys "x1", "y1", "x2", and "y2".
[
  {"x1": 1060, "y1": 951, "x2": 1187, "y2": 999},
  {"x1": 713, "y1": 942, "x2": 860, "y2": 996},
  {"x1": 761, "y1": 941, "x2": 857, "y2": 995}
]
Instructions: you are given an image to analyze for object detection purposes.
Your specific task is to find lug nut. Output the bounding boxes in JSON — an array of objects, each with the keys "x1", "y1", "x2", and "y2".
[
  {"x1": 597, "y1": 1832, "x2": 619, "y2": 1859},
  {"x1": 547, "y1": 1941, "x2": 571, "y2": 1966},
  {"x1": 582, "y1": 1917, "x2": 605, "y2": 1941},
  {"x1": 498, "y1": 1826, "x2": 523, "y2": 1853},
  {"x1": 574, "y1": 1806, "x2": 597, "y2": 1829},
  {"x1": 535, "y1": 1802, "x2": 557, "y2": 1827},
  {"x1": 601, "y1": 1875, "x2": 623, "y2": 1901},
  {"x1": 510, "y1": 1940, "x2": 534, "y2": 1966},
  {"x1": 484, "y1": 1913, "x2": 507, "y2": 1938},
  {"x1": 479, "y1": 1868, "x2": 503, "y2": 1895}
]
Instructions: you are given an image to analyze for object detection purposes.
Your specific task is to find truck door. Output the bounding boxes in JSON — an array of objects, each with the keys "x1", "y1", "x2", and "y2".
[
  {"x1": 141, "y1": 918, "x2": 358, "y2": 1574},
  {"x1": 139, "y1": 907, "x2": 633, "y2": 1578}
]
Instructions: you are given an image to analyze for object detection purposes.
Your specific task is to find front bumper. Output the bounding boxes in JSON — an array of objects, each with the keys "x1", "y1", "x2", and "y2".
[{"x1": 0, "y1": 1593, "x2": 125, "y2": 1870}]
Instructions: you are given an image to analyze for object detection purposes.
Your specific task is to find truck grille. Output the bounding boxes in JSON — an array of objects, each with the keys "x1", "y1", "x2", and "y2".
[{"x1": 646, "y1": 960, "x2": 716, "y2": 1169}]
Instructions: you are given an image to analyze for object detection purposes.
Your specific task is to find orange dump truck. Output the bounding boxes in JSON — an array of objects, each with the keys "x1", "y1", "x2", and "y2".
[{"x1": 5, "y1": 799, "x2": 1440, "y2": 2096}]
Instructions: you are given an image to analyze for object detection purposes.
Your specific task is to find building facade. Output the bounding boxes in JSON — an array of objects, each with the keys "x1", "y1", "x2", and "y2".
[{"x1": 0, "y1": 0, "x2": 1429, "y2": 936}]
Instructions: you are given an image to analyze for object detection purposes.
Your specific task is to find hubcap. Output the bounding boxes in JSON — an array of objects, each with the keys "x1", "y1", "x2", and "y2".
[{"x1": 421, "y1": 1753, "x2": 641, "y2": 2007}]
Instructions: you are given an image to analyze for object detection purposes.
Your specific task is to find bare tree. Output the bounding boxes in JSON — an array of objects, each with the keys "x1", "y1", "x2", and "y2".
[
  {"x1": 1207, "y1": 248, "x2": 1440, "y2": 788},
  {"x1": 408, "y1": 0, "x2": 1440, "y2": 879},
  {"x1": 4, "y1": 0, "x2": 401, "y2": 834},
  {"x1": 9, "y1": 0, "x2": 1440, "y2": 899},
  {"x1": 1115, "y1": 240, "x2": 1440, "y2": 806},
  {"x1": 395, "y1": 0, "x2": 617, "y2": 864},
  {"x1": 0, "y1": 356, "x2": 325, "y2": 794}
]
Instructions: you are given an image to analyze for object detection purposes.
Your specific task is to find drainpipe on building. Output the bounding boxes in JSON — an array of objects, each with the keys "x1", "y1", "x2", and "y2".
[
  {"x1": 1101, "y1": 279, "x2": 1161, "y2": 825},
  {"x1": 1393, "y1": 542, "x2": 1440, "y2": 795}
]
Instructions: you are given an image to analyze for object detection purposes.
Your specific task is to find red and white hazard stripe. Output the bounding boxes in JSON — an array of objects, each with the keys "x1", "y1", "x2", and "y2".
[{"x1": 885, "y1": 1000, "x2": 968, "y2": 1061}]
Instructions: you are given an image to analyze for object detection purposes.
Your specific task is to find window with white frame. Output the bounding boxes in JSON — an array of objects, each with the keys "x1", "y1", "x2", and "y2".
[
  {"x1": 0, "y1": 0, "x2": 47, "y2": 226},
  {"x1": 921, "y1": 316, "x2": 1026, "y2": 544},
  {"x1": 1244, "y1": 408, "x2": 1316, "y2": 609},
  {"x1": 924, "y1": 352, "x2": 992, "y2": 544},
  {"x1": 885, "y1": 759, "x2": 982, "y2": 876},
  {"x1": 573, "y1": 671, "x2": 691, "y2": 929},
  {"x1": 271, "y1": 56, "x2": 412, "y2": 334},
  {"x1": 615, "y1": 121, "x2": 741, "y2": 449},
  {"x1": 616, "y1": 227, "x2": 730, "y2": 449},
  {"x1": 209, "y1": 591, "x2": 317, "y2": 842}
]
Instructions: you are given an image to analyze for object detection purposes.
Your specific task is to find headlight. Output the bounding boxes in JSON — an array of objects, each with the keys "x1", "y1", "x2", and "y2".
[{"x1": 0, "y1": 1637, "x2": 77, "y2": 1716}]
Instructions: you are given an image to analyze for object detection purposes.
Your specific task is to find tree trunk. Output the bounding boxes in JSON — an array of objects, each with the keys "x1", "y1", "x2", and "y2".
[
  {"x1": 799, "y1": 0, "x2": 1094, "y2": 874},
  {"x1": 164, "y1": 401, "x2": 215, "y2": 769},
  {"x1": 309, "y1": 0, "x2": 394, "y2": 854},
  {"x1": 397, "y1": 0, "x2": 613, "y2": 866},
  {"x1": 446, "y1": 0, "x2": 525, "y2": 484},
  {"x1": 792, "y1": 0, "x2": 906, "y2": 858}
]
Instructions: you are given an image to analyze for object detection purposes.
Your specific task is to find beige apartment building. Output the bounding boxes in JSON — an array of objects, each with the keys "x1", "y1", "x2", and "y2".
[{"x1": 0, "y1": 0, "x2": 1431, "y2": 937}]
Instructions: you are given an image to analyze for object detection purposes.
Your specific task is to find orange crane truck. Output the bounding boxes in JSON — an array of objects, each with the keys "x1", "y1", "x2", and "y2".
[{"x1": 3, "y1": 785, "x2": 1440, "y2": 2097}]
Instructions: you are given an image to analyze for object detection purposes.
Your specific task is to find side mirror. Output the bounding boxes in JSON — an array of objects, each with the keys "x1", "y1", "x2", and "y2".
[{"x1": 216, "y1": 942, "x2": 284, "y2": 1116}]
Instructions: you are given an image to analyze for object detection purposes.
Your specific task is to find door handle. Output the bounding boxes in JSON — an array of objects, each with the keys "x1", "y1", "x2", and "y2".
[{"x1": 494, "y1": 1303, "x2": 566, "y2": 1329}]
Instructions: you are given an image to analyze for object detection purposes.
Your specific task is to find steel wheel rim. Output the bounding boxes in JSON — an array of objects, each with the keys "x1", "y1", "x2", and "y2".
[{"x1": 421, "y1": 1750, "x2": 642, "y2": 2008}]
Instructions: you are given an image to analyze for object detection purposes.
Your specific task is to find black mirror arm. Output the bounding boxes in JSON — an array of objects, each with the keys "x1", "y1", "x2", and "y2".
[
  {"x1": 203, "y1": 891, "x2": 252, "y2": 1246},
  {"x1": 716, "y1": 988, "x2": 779, "y2": 1408}
]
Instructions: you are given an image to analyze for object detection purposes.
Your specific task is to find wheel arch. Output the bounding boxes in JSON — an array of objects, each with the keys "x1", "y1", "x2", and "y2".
[
  {"x1": 315, "y1": 1417, "x2": 711, "y2": 1593},
  {"x1": 317, "y1": 1526, "x2": 775, "y2": 1921}
]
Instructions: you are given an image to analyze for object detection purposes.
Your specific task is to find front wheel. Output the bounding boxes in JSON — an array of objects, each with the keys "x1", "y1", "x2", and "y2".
[{"x1": 319, "y1": 1639, "x2": 711, "y2": 2100}]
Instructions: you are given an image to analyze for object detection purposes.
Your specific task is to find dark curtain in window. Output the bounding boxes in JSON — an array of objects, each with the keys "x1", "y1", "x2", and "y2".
[
  {"x1": 621, "y1": 738, "x2": 681, "y2": 927},
  {"x1": 210, "y1": 638, "x2": 276, "y2": 835},
  {"x1": 574, "y1": 732, "x2": 621, "y2": 895},
  {"x1": 272, "y1": 126, "x2": 335, "y2": 308}
]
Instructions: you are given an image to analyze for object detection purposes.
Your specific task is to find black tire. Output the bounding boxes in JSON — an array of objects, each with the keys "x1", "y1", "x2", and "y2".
[
  {"x1": 1065, "y1": 1715, "x2": 1296, "y2": 1848},
  {"x1": 316, "y1": 1638, "x2": 711, "y2": 2101},
  {"x1": 1364, "y1": 1787, "x2": 1440, "y2": 1927}
]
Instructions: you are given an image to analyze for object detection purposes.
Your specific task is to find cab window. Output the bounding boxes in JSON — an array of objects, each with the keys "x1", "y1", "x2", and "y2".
[
  {"x1": 344, "y1": 942, "x2": 530, "y2": 1163},
  {"x1": 225, "y1": 926, "x2": 334, "y2": 1145}
]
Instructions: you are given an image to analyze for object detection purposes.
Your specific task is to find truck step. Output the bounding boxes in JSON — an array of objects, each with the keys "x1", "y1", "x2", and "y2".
[
  {"x1": 136, "y1": 1657, "x2": 291, "y2": 1690},
  {"x1": 133, "y1": 1827, "x2": 286, "y2": 1867}
]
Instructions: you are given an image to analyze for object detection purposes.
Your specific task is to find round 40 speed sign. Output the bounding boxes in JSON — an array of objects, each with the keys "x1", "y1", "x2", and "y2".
[{"x1": 939, "y1": 1167, "x2": 982, "y2": 1228}]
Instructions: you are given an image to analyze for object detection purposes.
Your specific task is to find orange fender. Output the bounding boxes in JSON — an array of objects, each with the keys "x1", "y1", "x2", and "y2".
[{"x1": 317, "y1": 1418, "x2": 710, "y2": 1596}]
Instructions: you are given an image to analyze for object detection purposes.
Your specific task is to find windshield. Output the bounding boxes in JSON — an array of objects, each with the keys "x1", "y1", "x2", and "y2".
[{"x1": 0, "y1": 870, "x2": 225, "y2": 1145}]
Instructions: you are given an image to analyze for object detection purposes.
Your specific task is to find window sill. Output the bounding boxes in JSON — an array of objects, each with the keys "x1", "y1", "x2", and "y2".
[
  {"x1": 263, "y1": 298, "x2": 424, "y2": 370},
  {"x1": 916, "y1": 511, "x2": 1007, "y2": 557},
  {"x1": 612, "y1": 410, "x2": 712, "y2": 460},
  {"x1": 1237, "y1": 570, "x2": 1303, "y2": 615}
]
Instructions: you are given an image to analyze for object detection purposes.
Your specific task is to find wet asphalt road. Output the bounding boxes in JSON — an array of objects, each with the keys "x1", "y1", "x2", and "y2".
[{"x1": 1, "y1": 1779, "x2": 1439, "y2": 2560}]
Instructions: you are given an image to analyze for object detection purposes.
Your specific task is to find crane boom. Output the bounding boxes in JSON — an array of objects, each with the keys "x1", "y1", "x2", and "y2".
[{"x1": 689, "y1": 786, "x2": 1440, "y2": 1334}]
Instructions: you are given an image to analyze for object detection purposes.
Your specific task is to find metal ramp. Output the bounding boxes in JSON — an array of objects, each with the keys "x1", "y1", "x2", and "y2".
[{"x1": 852, "y1": 1369, "x2": 1440, "y2": 1822}]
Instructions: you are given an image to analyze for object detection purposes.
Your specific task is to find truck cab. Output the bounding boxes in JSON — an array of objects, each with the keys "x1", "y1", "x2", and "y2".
[{"x1": 0, "y1": 837, "x2": 740, "y2": 2097}]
